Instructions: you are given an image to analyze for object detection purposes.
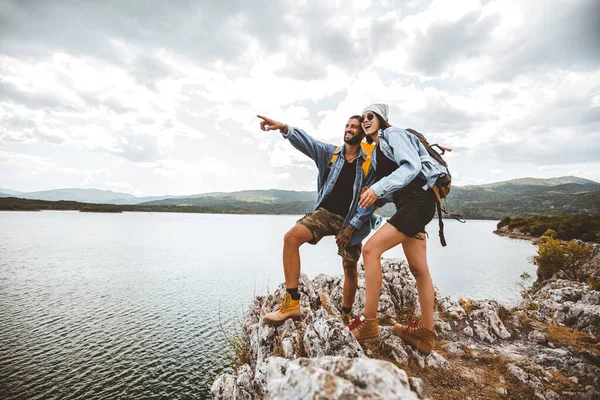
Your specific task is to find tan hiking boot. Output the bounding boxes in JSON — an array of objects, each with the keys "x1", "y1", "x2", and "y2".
[
  {"x1": 393, "y1": 321, "x2": 436, "y2": 354},
  {"x1": 340, "y1": 309, "x2": 353, "y2": 326},
  {"x1": 349, "y1": 314, "x2": 380, "y2": 343},
  {"x1": 263, "y1": 292, "x2": 301, "y2": 325}
]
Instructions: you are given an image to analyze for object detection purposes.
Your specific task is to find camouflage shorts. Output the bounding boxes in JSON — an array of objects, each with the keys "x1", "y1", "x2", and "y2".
[{"x1": 297, "y1": 207, "x2": 362, "y2": 262}]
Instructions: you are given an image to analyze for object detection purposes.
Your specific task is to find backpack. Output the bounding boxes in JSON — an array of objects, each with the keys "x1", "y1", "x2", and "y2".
[{"x1": 405, "y1": 128, "x2": 465, "y2": 247}]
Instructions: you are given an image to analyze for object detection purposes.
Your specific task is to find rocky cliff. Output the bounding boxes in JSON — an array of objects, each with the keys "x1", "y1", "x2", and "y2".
[{"x1": 211, "y1": 259, "x2": 600, "y2": 399}]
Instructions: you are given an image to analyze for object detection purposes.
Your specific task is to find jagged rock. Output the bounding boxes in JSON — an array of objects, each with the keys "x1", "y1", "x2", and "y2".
[
  {"x1": 524, "y1": 279, "x2": 600, "y2": 334},
  {"x1": 408, "y1": 377, "x2": 431, "y2": 400},
  {"x1": 278, "y1": 318, "x2": 304, "y2": 359},
  {"x1": 380, "y1": 327, "x2": 410, "y2": 365},
  {"x1": 442, "y1": 341, "x2": 464, "y2": 356},
  {"x1": 303, "y1": 309, "x2": 364, "y2": 358},
  {"x1": 498, "y1": 344, "x2": 528, "y2": 362},
  {"x1": 265, "y1": 356, "x2": 419, "y2": 399},
  {"x1": 507, "y1": 364, "x2": 544, "y2": 389},
  {"x1": 234, "y1": 364, "x2": 255, "y2": 400},
  {"x1": 425, "y1": 351, "x2": 449, "y2": 370},
  {"x1": 437, "y1": 297, "x2": 467, "y2": 320},
  {"x1": 528, "y1": 329, "x2": 546, "y2": 342},
  {"x1": 211, "y1": 373, "x2": 237, "y2": 400}
]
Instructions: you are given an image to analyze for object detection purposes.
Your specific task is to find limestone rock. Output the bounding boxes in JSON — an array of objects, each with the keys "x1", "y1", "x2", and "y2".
[
  {"x1": 525, "y1": 279, "x2": 600, "y2": 335},
  {"x1": 408, "y1": 377, "x2": 431, "y2": 400},
  {"x1": 212, "y1": 258, "x2": 600, "y2": 400},
  {"x1": 425, "y1": 351, "x2": 450, "y2": 370},
  {"x1": 265, "y1": 356, "x2": 419, "y2": 400},
  {"x1": 303, "y1": 309, "x2": 364, "y2": 358}
]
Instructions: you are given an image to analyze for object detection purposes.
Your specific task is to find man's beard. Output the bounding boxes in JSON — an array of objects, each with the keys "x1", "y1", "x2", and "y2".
[{"x1": 344, "y1": 133, "x2": 364, "y2": 145}]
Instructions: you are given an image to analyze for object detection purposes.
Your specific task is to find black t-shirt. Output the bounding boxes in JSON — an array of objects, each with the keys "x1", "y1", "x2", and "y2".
[
  {"x1": 375, "y1": 144, "x2": 398, "y2": 180},
  {"x1": 320, "y1": 159, "x2": 357, "y2": 218},
  {"x1": 375, "y1": 144, "x2": 427, "y2": 192}
]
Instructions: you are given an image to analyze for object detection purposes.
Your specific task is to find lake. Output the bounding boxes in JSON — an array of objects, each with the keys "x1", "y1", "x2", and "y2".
[{"x1": 0, "y1": 211, "x2": 537, "y2": 399}]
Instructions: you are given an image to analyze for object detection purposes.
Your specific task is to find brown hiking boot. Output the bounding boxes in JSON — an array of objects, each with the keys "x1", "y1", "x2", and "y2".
[
  {"x1": 263, "y1": 292, "x2": 301, "y2": 325},
  {"x1": 349, "y1": 314, "x2": 380, "y2": 343},
  {"x1": 340, "y1": 309, "x2": 353, "y2": 326},
  {"x1": 393, "y1": 321, "x2": 436, "y2": 354}
]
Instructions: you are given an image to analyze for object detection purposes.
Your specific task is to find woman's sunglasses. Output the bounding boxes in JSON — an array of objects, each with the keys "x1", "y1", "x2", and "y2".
[{"x1": 358, "y1": 113, "x2": 375, "y2": 123}]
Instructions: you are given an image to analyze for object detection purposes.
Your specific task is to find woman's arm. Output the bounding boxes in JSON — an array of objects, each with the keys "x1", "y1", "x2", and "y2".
[{"x1": 369, "y1": 127, "x2": 422, "y2": 199}]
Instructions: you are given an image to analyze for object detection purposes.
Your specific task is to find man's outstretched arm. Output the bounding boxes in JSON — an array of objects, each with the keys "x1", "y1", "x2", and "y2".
[{"x1": 257, "y1": 115, "x2": 334, "y2": 163}]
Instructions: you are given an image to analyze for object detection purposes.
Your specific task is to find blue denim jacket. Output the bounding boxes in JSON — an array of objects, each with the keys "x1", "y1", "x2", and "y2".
[
  {"x1": 370, "y1": 126, "x2": 449, "y2": 200},
  {"x1": 282, "y1": 126, "x2": 379, "y2": 246}
]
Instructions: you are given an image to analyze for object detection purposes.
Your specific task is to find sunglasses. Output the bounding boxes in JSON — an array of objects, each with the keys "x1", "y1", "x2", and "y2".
[{"x1": 358, "y1": 113, "x2": 375, "y2": 123}]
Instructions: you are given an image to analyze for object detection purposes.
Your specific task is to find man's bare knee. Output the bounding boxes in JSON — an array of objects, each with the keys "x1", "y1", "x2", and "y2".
[{"x1": 284, "y1": 226, "x2": 309, "y2": 248}]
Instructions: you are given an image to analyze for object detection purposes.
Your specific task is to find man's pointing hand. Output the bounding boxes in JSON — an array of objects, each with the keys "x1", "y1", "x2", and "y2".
[{"x1": 257, "y1": 115, "x2": 288, "y2": 134}]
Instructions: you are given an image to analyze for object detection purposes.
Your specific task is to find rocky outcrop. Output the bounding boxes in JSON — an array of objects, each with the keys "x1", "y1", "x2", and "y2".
[
  {"x1": 521, "y1": 279, "x2": 600, "y2": 335},
  {"x1": 493, "y1": 225, "x2": 539, "y2": 243},
  {"x1": 212, "y1": 259, "x2": 600, "y2": 399}
]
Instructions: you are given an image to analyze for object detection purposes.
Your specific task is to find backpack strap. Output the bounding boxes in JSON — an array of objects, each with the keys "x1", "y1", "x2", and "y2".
[
  {"x1": 432, "y1": 185, "x2": 466, "y2": 246},
  {"x1": 436, "y1": 201, "x2": 447, "y2": 247},
  {"x1": 330, "y1": 145, "x2": 373, "y2": 178},
  {"x1": 330, "y1": 146, "x2": 340, "y2": 165}
]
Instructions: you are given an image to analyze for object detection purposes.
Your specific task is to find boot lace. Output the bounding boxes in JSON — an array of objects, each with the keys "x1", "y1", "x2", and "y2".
[
  {"x1": 278, "y1": 294, "x2": 291, "y2": 311},
  {"x1": 348, "y1": 315, "x2": 366, "y2": 331},
  {"x1": 407, "y1": 321, "x2": 421, "y2": 330}
]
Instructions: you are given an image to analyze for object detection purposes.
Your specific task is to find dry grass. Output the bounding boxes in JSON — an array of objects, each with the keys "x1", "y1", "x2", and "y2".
[
  {"x1": 458, "y1": 297, "x2": 477, "y2": 313},
  {"x1": 546, "y1": 324, "x2": 600, "y2": 356},
  {"x1": 366, "y1": 341, "x2": 540, "y2": 400},
  {"x1": 219, "y1": 317, "x2": 249, "y2": 371}
]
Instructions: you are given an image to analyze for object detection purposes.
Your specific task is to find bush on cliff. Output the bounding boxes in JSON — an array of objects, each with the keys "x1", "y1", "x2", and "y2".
[{"x1": 534, "y1": 236, "x2": 598, "y2": 282}]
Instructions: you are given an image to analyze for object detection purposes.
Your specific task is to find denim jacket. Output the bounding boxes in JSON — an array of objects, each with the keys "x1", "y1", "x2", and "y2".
[
  {"x1": 370, "y1": 126, "x2": 448, "y2": 200},
  {"x1": 282, "y1": 126, "x2": 379, "y2": 246}
]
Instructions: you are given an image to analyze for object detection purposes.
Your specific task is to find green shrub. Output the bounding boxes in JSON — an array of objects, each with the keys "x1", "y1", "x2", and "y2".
[
  {"x1": 497, "y1": 216, "x2": 511, "y2": 229},
  {"x1": 542, "y1": 229, "x2": 557, "y2": 238},
  {"x1": 534, "y1": 237, "x2": 598, "y2": 282},
  {"x1": 497, "y1": 215, "x2": 600, "y2": 243}
]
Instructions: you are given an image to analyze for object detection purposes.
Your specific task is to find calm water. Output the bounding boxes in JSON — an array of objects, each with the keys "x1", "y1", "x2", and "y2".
[{"x1": 0, "y1": 211, "x2": 536, "y2": 399}]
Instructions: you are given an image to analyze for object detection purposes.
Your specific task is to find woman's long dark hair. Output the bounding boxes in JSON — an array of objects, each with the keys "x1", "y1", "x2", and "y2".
[{"x1": 365, "y1": 113, "x2": 391, "y2": 144}]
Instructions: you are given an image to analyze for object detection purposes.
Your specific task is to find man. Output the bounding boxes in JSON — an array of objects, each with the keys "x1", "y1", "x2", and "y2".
[{"x1": 257, "y1": 114, "x2": 379, "y2": 326}]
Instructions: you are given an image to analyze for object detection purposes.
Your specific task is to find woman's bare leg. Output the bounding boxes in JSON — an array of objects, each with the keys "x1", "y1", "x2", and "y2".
[
  {"x1": 402, "y1": 234, "x2": 434, "y2": 331},
  {"x1": 361, "y1": 223, "x2": 408, "y2": 319}
]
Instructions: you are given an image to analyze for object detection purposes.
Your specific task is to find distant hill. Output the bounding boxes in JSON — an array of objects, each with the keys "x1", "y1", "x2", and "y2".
[
  {"x1": 141, "y1": 189, "x2": 316, "y2": 206},
  {"x1": 445, "y1": 180, "x2": 600, "y2": 219},
  {"x1": 0, "y1": 188, "x2": 22, "y2": 196},
  {"x1": 5, "y1": 188, "x2": 178, "y2": 205},
  {"x1": 1, "y1": 176, "x2": 598, "y2": 219},
  {"x1": 461, "y1": 176, "x2": 599, "y2": 189}
]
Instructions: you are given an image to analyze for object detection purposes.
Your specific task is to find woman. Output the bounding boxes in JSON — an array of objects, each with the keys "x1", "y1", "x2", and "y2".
[{"x1": 348, "y1": 104, "x2": 446, "y2": 354}]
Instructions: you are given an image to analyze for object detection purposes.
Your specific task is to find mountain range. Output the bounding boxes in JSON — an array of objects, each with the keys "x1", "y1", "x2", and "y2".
[{"x1": 1, "y1": 176, "x2": 599, "y2": 219}]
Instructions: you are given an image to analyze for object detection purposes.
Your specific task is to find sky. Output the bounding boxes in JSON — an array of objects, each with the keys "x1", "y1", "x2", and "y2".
[{"x1": 0, "y1": 0, "x2": 599, "y2": 196}]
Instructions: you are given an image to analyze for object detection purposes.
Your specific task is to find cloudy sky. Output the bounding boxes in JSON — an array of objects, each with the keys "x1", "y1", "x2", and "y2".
[{"x1": 0, "y1": 0, "x2": 599, "y2": 196}]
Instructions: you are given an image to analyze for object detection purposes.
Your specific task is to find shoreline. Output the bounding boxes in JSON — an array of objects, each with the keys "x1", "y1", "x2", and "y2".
[{"x1": 493, "y1": 225, "x2": 540, "y2": 243}]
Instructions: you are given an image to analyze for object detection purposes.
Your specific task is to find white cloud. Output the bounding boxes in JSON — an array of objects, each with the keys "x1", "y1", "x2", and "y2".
[{"x1": 0, "y1": 0, "x2": 598, "y2": 196}]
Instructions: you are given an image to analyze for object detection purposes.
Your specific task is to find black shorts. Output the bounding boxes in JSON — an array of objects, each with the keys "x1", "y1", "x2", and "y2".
[{"x1": 387, "y1": 189, "x2": 436, "y2": 238}]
